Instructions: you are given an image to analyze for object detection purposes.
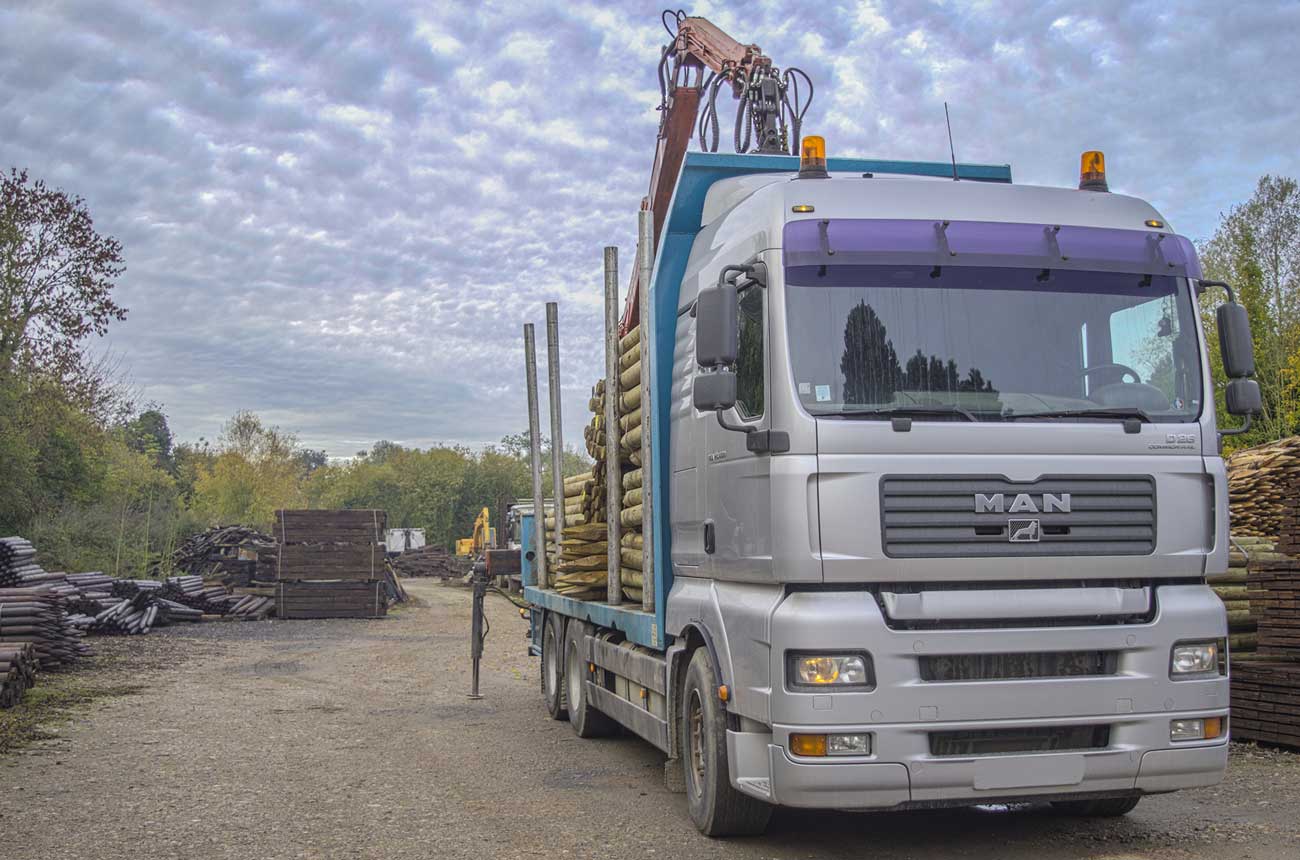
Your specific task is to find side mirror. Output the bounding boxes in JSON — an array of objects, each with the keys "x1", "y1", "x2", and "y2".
[
  {"x1": 695, "y1": 281, "x2": 739, "y2": 367},
  {"x1": 1216, "y1": 302, "x2": 1256, "y2": 378},
  {"x1": 693, "y1": 370, "x2": 736, "y2": 412},
  {"x1": 1225, "y1": 378, "x2": 1262, "y2": 416}
]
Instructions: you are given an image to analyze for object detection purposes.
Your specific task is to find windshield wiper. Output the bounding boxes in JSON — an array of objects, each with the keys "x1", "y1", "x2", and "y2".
[
  {"x1": 832, "y1": 404, "x2": 980, "y2": 422},
  {"x1": 1004, "y1": 408, "x2": 1151, "y2": 434},
  {"x1": 1005, "y1": 407, "x2": 1151, "y2": 423}
]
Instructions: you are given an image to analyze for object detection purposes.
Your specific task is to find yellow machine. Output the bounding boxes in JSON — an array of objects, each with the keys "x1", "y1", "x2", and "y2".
[{"x1": 455, "y1": 507, "x2": 496, "y2": 558}]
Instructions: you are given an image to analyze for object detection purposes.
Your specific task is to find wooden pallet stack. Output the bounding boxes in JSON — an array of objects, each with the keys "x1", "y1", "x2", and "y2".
[
  {"x1": 273, "y1": 510, "x2": 390, "y2": 619},
  {"x1": 1232, "y1": 551, "x2": 1300, "y2": 747}
]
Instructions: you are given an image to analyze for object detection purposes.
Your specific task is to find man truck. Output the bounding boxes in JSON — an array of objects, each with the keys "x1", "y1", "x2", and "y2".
[{"x1": 516, "y1": 12, "x2": 1262, "y2": 836}]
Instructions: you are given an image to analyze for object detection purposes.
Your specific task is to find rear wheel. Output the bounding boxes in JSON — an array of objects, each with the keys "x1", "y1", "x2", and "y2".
[
  {"x1": 540, "y1": 613, "x2": 566, "y2": 720},
  {"x1": 682, "y1": 648, "x2": 772, "y2": 836},
  {"x1": 563, "y1": 620, "x2": 616, "y2": 738},
  {"x1": 1051, "y1": 795, "x2": 1141, "y2": 817}
]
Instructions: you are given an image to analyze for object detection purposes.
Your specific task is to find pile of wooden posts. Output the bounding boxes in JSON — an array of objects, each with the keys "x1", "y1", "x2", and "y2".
[
  {"x1": 390, "y1": 545, "x2": 467, "y2": 579},
  {"x1": 273, "y1": 510, "x2": 399, "y2": 618},
  {"x1": 1, "y1": 643, "x2": 38, "y2": 709},
  {"x1": 1212, "y1": 537, "x2": 1273, "y2": 655},
  {"x1": 155, "y1": 525, "x2": 278, "y2": 585},
  {"x1": 0, "y1": 588, "x2": 91, "y2": 670},
  {"x1": 1227, "y1": 436, "x2": 1300, "y2": 541}
]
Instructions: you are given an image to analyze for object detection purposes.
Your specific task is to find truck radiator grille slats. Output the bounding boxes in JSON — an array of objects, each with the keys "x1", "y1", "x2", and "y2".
[
  {"x1": 928, "y1": 725, "x2": 1111, "y2": 757},
  {"x1": 918, "y1": 651, "x2": 1119, "y2": 682},
  {"x1": 880, "y1": 475, "x2": 1156, "y2": 558}
]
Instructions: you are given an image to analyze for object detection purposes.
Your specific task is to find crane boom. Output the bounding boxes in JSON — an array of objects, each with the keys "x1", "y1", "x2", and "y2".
[{"x1": 619, "y1": 10, "x2": 814, "y2": 334}]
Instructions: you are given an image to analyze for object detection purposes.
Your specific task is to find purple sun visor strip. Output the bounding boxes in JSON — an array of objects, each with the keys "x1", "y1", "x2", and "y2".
[{"x1": 784, "y1": 218, "x2": 1203, "y2": 279}]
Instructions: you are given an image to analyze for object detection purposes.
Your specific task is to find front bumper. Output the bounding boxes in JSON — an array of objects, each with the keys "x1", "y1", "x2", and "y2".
[
  {"x1": 727, "y1": 583, "x2": 1229, "y2": 809},
  {"x1": 729, "y1": 715, "x2": 1227, "y2": 809}
]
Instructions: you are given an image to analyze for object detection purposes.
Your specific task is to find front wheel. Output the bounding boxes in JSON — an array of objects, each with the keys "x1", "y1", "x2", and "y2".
[
  {"x1": 1051, "y1": 795, "x2": 1141, "y2": 817},
  {"x1": 682, "y1": 648, "x2": 772, "y2": 836}
]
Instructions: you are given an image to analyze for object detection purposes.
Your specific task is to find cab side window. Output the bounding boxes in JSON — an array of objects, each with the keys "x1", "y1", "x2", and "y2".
[{"x1": 736, "y1": 287, "x2": 764, "y2": 418}]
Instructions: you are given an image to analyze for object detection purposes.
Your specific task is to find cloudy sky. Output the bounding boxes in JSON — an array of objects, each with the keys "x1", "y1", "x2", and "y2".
[{"x1": 2, "y1": 1, "x2": 1296, "y2": 457}]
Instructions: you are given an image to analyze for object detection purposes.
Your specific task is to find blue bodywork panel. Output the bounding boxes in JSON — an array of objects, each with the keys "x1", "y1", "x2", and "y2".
[{"x1": 529, "y1": 151, "x2": 1013, "y2": 652}]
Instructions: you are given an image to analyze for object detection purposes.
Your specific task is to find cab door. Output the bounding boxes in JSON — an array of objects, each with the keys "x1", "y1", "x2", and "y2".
[{"x1": 702, "y1": 284, "x2": 775, "y2": 583}]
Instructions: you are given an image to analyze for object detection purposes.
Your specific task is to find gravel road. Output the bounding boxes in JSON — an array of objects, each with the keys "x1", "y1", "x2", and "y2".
[{"x1": 2, "y1": 578, "x2": 1298, "y2": 860}]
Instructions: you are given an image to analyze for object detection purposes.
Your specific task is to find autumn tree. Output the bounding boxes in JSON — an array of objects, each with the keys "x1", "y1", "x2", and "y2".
[
  {"x1": 0, "y1": 169, "x2": 127, "y2": 389},
  {"x1": 1200, "y1": 175, "x2": 1300, "y2": 444}
]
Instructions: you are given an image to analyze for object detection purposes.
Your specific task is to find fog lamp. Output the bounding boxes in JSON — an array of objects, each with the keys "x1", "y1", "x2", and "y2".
[
  {"x1": 1170, "y1": 717, "x2": 1223, "y2": 742},
  {"x1": 827, "y1": 733, "x2": 871, "y2": 756}
]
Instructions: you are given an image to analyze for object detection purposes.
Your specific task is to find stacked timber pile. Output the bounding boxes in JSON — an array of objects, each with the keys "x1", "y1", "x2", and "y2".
[
  {"x1": 0, "y1": 643, "x2": 38, "y2": 709},
  {"x1": 276, "y1": 581, "x2": 387, "y2": 620},
  {"x1": 273, "y1": 510, "x2": 399, "y2": 618},
  {"x1": 1232, "y1": 546, "x2": 1300, "y2": 748},
  {"x1": 1231, "y1": 661, "x2": 1300, "y2": 748},
  {"x1": 1213, "y1": 537, "x2": 1275, "y2": 655},
  {"x1": 391, "y1": 545, "x2": 466, "y2": 579},
  {"x1": 1226, "y1": 436, "x2": 1300, "y2": 540},
  {"x1": 0, "y1": 588, "x2": 90, "y2": 669},
  {"x1": 159, "y1": 575, "x2": 272, "y2": 618},
  {"x1": 155, "y1": 525, "x2": 277, "y2": 584}
]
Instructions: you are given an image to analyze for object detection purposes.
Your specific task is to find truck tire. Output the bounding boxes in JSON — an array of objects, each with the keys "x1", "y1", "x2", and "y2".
[
  {"x1": 563, "y1": 620, "x2": 616, "y2": 738},
  {"x1": 681, "y1": 648, "x2": 772, "y2": 836},
  {"x1": 1051, "y1": 795, "x2": 1141, "y2": 817},
  {"x1": 540, "y1": 613, "x2": 566, "y2": 720}
]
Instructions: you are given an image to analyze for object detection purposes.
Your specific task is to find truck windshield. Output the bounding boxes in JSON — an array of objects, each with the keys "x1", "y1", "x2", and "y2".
[{"x1": 785, "y1": 264, "x2": 1203, "y2": 423}]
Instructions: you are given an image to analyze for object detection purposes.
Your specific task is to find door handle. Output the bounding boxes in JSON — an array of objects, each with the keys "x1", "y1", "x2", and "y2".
[{"x1": 703, "y1": 521, "x2": 715, "y2": 555}]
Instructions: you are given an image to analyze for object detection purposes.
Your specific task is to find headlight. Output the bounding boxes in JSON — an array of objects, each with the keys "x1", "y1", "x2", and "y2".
[
  {"x1": 1170, "y1": 641, "x2": 1222, "y2": 677},
  {"x1": 787, "y1": 652, "x2": 873, "y2": 688}
]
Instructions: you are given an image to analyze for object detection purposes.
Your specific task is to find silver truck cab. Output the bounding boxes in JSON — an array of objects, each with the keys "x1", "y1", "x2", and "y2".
[{"x1": 667, "y1": 167, "x2": 1234, "y2": 813}]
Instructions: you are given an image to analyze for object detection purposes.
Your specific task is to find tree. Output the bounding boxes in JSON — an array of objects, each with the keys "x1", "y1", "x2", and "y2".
[
  {"x1": 1200, "y1": 175, "x2": 1300, "y2": 445},
  {"x1": 124, "y1": 407, "x2": 174, "y2": 470},
  {"x1": 0, "y1": 169, "x2": 127, "y2": 383},
  {"x1": 840, "y1": 300, "x2": 900, "y2": 404}
]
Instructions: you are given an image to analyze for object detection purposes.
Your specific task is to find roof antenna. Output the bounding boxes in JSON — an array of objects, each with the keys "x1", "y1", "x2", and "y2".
[{"x1": 944, "y1": 102, "x2": 959, "y2": 181}]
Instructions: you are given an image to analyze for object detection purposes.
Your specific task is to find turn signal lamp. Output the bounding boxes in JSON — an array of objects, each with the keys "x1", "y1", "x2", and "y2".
[
  {"x1": 1079, "y1": 150, "x2": 1109, "y2": 192},
  {"x1": 799, "y1": 135, "x2": 829, "y2": 179},
  {"x1": 790, "y1": 734, "x2": 828, "y2": 756},
  {"x1": 1170, "y1": 717, "x2": 1224, "y2": 742}
]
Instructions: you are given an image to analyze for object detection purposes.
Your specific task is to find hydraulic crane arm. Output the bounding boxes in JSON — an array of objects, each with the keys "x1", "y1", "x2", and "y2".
[{"x1": 620, "y1": 10, "x2": 815, "y2": 334}]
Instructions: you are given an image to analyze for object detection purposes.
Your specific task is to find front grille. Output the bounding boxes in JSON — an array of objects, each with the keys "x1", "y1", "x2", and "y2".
[
  {"x1": 919, "y1": 651, "x2": 1119, "y2": 681},
  {"x1": 929, "y1": 725, "x2": 1111, "y2": 757},
  {"x1": 881, "y1": 475, "x2": 1156, "y2": 558}
]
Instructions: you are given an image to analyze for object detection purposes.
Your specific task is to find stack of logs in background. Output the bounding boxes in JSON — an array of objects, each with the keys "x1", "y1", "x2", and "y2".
[
  {"x1": 1227, "y1": 435, "x2": 1300, "y2": 748},
  {"x1": 273, "y1": 509, "x2": 403, "y2": 618},
  {"x1": 549, "y1": 326, "x2": 644, "y2": 601}
]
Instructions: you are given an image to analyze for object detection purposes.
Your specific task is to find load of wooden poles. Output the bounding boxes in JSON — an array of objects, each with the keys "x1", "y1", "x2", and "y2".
[{"x1": 548, "y1": 326, "x2": 647, "y2": 602}]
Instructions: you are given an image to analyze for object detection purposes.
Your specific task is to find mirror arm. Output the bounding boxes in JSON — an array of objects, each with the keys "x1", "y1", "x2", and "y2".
[
  {"x1": 1219, "y1": 412, "x2": 1253, "y2": 439},
  {"x1": 1199, "y1": 278, "x2": 1237, "y2": 304},
  {"x1": 715, "y1": 409, "x2": 756, "y2": 435}
]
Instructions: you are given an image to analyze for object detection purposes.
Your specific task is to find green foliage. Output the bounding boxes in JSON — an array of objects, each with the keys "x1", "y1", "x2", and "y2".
[{"x1": 1199, "y1": 175, "x2": 1300, "y2": 450}]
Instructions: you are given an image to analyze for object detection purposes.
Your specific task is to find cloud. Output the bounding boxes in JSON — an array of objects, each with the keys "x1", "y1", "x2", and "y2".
[{"x1": 0, "y1": 0, "x2": 1295, "y2": 456}]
